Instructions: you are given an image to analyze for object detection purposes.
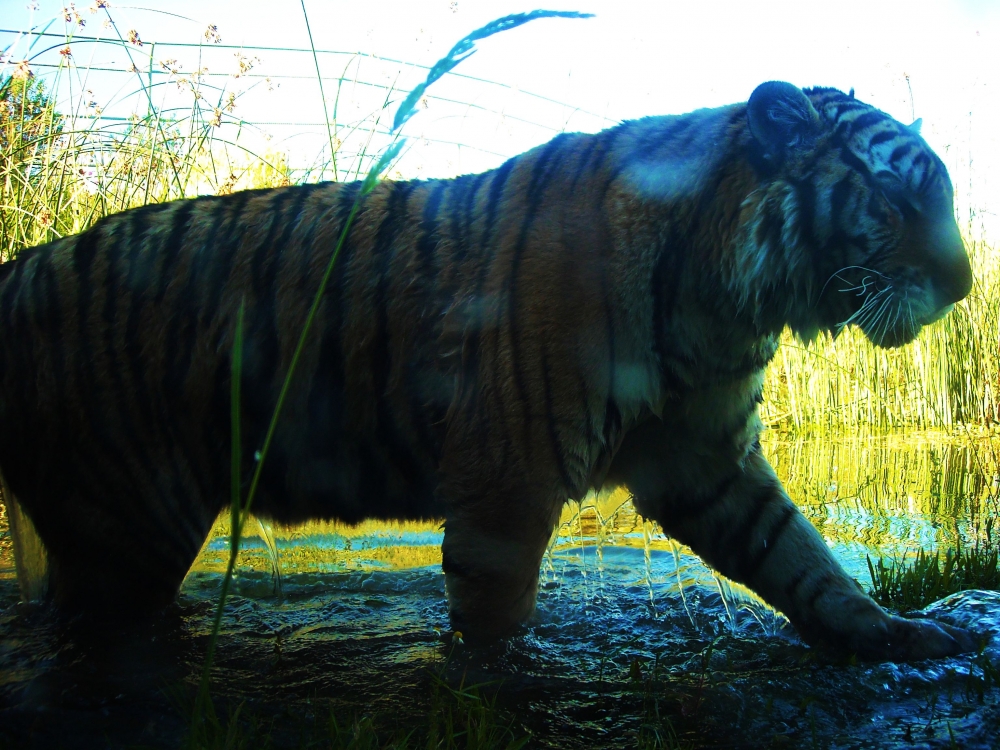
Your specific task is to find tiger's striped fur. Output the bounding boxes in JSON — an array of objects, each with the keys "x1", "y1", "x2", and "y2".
[{"x1": 0, "y1": 82, "x2": 974, "y2": 659}]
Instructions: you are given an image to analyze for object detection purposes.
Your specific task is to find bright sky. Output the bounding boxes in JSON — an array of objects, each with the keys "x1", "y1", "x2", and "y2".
[{"x1": 1, "y1": 0, "x2": 998, "y2": 237}]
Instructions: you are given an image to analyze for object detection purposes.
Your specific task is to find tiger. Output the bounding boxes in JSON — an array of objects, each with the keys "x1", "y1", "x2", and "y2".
[{"x1": 0, "y1": 81, "x2": 976, "y2": 660}]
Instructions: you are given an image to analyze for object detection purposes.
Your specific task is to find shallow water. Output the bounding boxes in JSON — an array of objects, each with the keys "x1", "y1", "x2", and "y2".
[{"x1": 1, "y1": 431, "x2": 999, "y2": 748}]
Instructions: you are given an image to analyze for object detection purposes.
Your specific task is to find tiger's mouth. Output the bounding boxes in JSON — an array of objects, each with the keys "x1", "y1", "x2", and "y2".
[
  {"x1": 823, "y1": 199, "x2": 972, "y2": 350},
  {"x1": 854, "y1": 300, "x2": 920, "y2": 348},
  {"x1": 830, "y1": 232, "x2": 971, "y2": 349},
  {"x1": 858, "y1": 311, "x2": 923, "y2": 349},
  {"x1": 831, "y1": 273, "x2": 948, "y2": 349}
]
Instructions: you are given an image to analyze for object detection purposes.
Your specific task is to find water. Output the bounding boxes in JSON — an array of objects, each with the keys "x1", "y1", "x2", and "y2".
[{"x1": 1, "y1": 431, "x2": 999, "y2": 748}]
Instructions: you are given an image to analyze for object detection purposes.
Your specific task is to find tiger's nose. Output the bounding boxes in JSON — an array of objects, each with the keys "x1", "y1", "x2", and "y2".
[{"x1": 931, "y1": 223, "x2": 973, "y2": 308}]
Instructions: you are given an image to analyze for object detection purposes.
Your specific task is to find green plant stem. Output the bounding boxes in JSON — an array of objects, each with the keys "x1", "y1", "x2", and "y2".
[
  {"x1": 192, "y1": 301, "x2": 245, "y2": 738},
  {"x1": 300, "y1": 0, "x2": 338, "y2": 181}
]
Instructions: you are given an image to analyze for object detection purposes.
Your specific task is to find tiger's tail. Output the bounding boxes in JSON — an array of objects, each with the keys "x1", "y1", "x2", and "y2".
[
  {"x1": 1, "y1": 475, "x2": 49, "y2": 602},
  {"x1": 0, "y1": 255, "x2": 47, "y2": 602}
]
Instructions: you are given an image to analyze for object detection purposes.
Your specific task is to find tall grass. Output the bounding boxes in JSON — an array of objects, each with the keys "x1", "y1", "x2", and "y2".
[
  {"x1": 1, "y1": 8, "x2": 296, "y2": 263},
  {"x1": 2, "y1": 8, "x2": 999, "y2": 745}
]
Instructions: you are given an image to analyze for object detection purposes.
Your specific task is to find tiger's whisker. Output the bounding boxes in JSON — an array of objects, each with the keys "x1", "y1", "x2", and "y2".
[{"x1": 820, "y1": 265, "x2": 890, "y2": 299}]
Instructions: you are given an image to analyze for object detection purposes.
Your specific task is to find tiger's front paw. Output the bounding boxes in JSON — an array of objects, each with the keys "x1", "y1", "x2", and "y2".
[
  {"x1": 797, "y1": 584, "x2": 980, "y2": 661},
  {"x1": 851, "y1": 615, "x2": 978, "y2": 661},
  {"x1": 442, "y1": 564, "x2": 539, "y2": 643}
]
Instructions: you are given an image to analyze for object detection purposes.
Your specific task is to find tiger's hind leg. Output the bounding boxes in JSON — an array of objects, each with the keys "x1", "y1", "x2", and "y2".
[
  {"x1": 1, "y1": 476, "x2": 49, "y2": 603},
  {"x1": 24, "y1": 480, "x2": 218, "y2": 618}
]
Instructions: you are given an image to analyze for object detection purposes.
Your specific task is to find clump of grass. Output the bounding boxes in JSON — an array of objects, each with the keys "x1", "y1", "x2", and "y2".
[
  {"x1": 421, "y1": 671, "x2": 529, "y2": 750},
  {"x1": 964, "y1": 644, "x2": 1000, "y2": 704},
  {"x1": 630, "y1": 652, "x2": 688, "y2": 750},
  {"x1": 867, "y1": 520, "x2": 1000, "y2": 612},
  {"x1": 177, "y1": 697, "x2": 272, "y2": 750},
  {"x1": 178, "y1": 663, "x2": 528, "y2": 749}
]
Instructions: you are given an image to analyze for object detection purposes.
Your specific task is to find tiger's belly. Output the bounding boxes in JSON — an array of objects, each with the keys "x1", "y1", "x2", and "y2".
[{"x1": 244, "y1": 352, "x2": 450, "y2": 527}]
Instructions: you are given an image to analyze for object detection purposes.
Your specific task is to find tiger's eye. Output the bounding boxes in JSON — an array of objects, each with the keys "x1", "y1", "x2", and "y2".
[{"x1": 874, "y1": 171, "x2": 918, "y2": 217}]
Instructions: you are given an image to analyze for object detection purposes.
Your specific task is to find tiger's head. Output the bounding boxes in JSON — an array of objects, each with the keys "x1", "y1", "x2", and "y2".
[{"x1": 736, "y1": 81, "x2": 972, "y2": 348}]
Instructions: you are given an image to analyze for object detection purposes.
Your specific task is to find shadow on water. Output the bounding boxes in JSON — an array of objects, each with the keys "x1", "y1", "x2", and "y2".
[{"x1": 1, "y1": 431, "x2": 999, "y2": 748}]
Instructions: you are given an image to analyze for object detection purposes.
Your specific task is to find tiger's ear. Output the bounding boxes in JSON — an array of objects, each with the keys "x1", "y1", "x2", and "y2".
[
  {"x1": 747, "y1": 81, "x2": 821, "y2": 158},
  {"x1": 908, "y1": 118, "x2": 922, "y2": 134}
]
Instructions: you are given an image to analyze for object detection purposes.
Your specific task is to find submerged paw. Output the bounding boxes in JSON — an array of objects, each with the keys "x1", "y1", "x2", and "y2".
[{"x1": 863, "y1": 616, "x2": 979, "y2": 662}]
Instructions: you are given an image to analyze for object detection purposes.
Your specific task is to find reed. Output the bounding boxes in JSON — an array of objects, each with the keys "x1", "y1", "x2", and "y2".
[{"x1": 1, "y1": 9, "x2": 296, "y2": 265}]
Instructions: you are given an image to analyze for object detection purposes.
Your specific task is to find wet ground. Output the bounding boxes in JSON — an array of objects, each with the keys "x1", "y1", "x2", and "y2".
[{"x1": 1, "y1": 431, "x2": 999, "y2": 749}]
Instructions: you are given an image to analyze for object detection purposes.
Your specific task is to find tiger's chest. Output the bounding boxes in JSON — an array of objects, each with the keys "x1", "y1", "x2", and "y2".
[
  {"x1": 601, "y1": 357, "x2": 772, "y2": 510},
  {"x1": 596, "y1": 297, "x2": 779, "y2": 499},
  {"x1": 648, "y1": 293, "x2": 776, "y2": 413}
]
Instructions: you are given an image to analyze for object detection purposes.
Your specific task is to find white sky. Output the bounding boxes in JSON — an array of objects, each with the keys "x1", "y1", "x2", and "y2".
[{"x1": 1, "y1": 0, "x2": 998, "y2": 237}]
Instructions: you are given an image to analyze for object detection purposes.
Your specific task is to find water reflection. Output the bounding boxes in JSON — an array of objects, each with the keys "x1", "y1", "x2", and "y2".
[
  {"x1": 767, "y1": 431, "x2": 997, "y2": 538},
  {"x1": 195, "y1": 431, "x2": 1000, "y2": 596},
  {"x1": 0, "y1": 431, "x2": 998, "y2": 748},
  {"x1": 764, "y1": 431, "x2": 1000, "y2": 582}
]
